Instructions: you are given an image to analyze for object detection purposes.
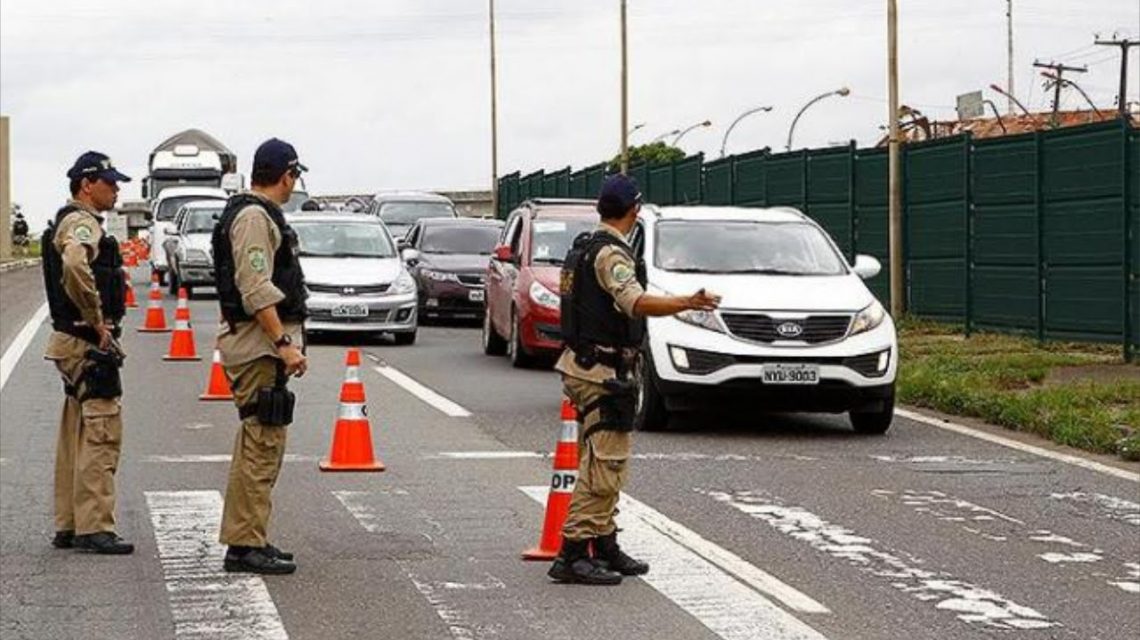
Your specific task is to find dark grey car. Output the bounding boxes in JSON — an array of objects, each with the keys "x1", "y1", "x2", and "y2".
[{"x1": 401, "y1": 218, "x2": 504, "y2": 320}]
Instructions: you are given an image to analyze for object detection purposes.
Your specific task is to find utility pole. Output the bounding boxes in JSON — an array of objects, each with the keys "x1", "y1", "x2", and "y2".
[
  {"x1": 488, "y1": 0, "x2": 500, "y2": 218},
  {"x1": 887, "y1": 0, "x2": 904, "y2": 318},
  {"x1": 1094, "y1": 37, "x2": 1137, "y2": 116},
  {"x1": 1032, "y1": 60, "x2": 1087, "y2": 119},
  {"x1": 1005, "y1": 0, "x2": 1014, "y2": 115},
  {"x1": 620, "y1": 0, "x2": 629, "y2": 175}
]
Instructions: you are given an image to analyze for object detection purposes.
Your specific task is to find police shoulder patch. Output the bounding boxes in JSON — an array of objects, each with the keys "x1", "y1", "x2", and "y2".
[
  {"x1": 247, "y1": 246, "x2": 268, "y2": 273},
  {"x1": 611, "y1": 262, "x2": 634, "y2": 284},
  {"x1": 73, "y1": 224, "x2": 94, "y2": 243}
]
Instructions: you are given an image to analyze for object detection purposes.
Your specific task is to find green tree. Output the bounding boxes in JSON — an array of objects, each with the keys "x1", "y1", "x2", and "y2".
[{"x1": 608, "y1": 142, "x2": 685, "y2": 172}]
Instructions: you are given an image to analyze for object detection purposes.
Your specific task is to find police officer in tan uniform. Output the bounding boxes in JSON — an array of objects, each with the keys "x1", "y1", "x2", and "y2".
[
  {"x1": 212, "y1": 139, "x2": 309, "y2": 574},
  {"x1": 43, "y1": 152, "x2": 133, "y2": 554},
  {"x1": 549, "y1": 174, "x2": 720, "y2": 585}
]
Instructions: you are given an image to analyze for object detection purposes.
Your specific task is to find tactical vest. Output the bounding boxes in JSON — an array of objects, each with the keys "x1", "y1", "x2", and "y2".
[
  {"x1": 212, "y1": 194, "x2": 308, "y2": 327},
  {"x1": 41, "y1": 205, "x2": 126, "y2": 344},
  {"x1": 560, "y1": 230, "x2": 646, "y2": 362}
]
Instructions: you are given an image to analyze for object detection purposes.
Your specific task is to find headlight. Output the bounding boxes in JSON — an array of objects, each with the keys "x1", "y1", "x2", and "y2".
[
  {"x1": 185, "y1": 248, "x2": 210, "y2": 263},
  {"x1": 850, "y1": 300, "x2": 887, "y2": 336},
  {"x1": 392, "y1": 270, "x2": 416, "y2": 294},
  {"x1": 676, "y1": 309, "x2": 725, "y2": 333},
  {"x1": 421, "y1": 269, "x2": 456, "y2": 282},
  {"x1": 529, "y1": 281, "x2": 560, "y2": 309}
]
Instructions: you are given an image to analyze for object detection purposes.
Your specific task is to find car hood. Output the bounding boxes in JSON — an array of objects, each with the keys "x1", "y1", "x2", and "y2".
[
  {"x1": 418, "y1": 253, "x2": 491, "y2": 273},
  {"x1": 649, "y1": 270, "x2": 875, "y2": 312},
  {"x1": 300, "y1": 256, "x2": 404, "y2": 285},
  {"x1": 182, "y1": 233, "x2": 211, "y2": 253}
]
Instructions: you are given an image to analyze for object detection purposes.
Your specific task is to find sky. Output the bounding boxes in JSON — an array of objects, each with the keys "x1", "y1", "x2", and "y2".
[{"x1": 1, "y1": 0, "x2": 1137, "y2": 231}]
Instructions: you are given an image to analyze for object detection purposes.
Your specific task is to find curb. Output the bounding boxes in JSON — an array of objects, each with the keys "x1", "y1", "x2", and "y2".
[{"x1": 0, "y1": 258, "x2": 41, "y2": 274}]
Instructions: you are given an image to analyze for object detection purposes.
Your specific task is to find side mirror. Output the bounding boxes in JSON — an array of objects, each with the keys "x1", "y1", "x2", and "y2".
[
  {"x1": 492, "y1": 245, "x2": 513, "y2": 262},
  {"x1": 401, "y1": 248, "x2": 420, "y2": 264},
  {"x1": 396, "y1": 238, "x2": 408, "y2": 250},
  {"x1": 852, "y1": 254, "x2": 882, "y2": 280}
]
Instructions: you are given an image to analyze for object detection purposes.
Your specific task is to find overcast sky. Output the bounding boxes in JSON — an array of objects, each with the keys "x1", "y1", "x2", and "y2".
[{"x1": 2, "y1": 0, "x2": 1137, "y2": 231}]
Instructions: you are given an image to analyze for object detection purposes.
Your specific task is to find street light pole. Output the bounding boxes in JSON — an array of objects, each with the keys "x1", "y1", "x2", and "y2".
[
  {"x1": 620, "y1": 0, "x2": 629, "y2": 174},
  {"x1": 488, "y1": 0, "x2": 500, "y2": 217},
  {"x1": 672, "y1": 120, "x2": 712, "y2": 147},
  {"x1": 1006, "y1": 0, "x2": 1014, "y2": 115},
  {"x1": 888, "y1": 0, "x2": 904, "y2": 317},
  {"x1": 628, "y1": 122, "x2": 647, "y2": 140},
  {"x1": 650, "y1": 129, "x2": 681, "y2": 144},
  {"x1": 719, "y1": 106, "x2": 773, "y2": 158},
  {"x1": 785, "y1": 87, "x2": 850, "y2": 151}
]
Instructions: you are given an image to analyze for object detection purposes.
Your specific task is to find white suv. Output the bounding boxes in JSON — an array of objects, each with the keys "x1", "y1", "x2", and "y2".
[
  {"x1": 635, "y1": 206, "x2": 898, "y2": 434},
  {"x1": 150, "y1": 186, "x2": 228, "y2": 284}
]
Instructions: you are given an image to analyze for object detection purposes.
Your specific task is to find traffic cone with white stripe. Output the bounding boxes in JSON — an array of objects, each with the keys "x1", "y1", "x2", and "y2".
[
  {"x1": 162, "y1": 288, "x2": 201, "y2": 361},
  {"x1": 137, "y1": 272, "x2": 170, "y2": 332},
  {"x1": 123, "y1": 268, "x2": 138, "y2": 308},
  {"x1": 199, "y1": 349, "x2": 234, "y2": 401},
  {"x1": 320, "y1": 349, "x2": 385, "y2": 472},
  {"x1": 522, "y1": 397, "x2": 580, "y2": 560}
]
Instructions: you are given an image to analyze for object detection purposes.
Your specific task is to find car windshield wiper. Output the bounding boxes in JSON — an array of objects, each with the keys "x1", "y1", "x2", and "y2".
[
  {"x1": 724, "y1": 268, "x2": 815, "y2": 276},
  {"x1": 663, "y1": 267, "x2": 719, "y2": 273}
]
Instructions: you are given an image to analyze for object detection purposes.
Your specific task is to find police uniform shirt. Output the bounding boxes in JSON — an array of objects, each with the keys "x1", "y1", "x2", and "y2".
[
  {"x1": 44, "y1": 201, "x2": 109, "y2": 362},
  {"x1": 216, "y1": 193, "x2": 304, "y2": 367},
  {"x1": 554, "y1": 222, "x2": 645, "y2": 384}
]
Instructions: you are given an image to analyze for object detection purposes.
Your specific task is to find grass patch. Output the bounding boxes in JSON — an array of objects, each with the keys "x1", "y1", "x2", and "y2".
[{"x1": 897, "y1": 319, "x2": 1140, "y2": 458}]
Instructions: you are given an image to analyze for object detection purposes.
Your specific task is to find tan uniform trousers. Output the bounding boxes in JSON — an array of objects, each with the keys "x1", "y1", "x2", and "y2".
[
  {"x1": 53, "y1": 353, "x2": 123, "y2": 535},
  {"x1": 219, "y1": 356, "x2": 288, "y2": 547},
  {"x1": 560, "y1": 376, "x2": 632, "y2": 542}
]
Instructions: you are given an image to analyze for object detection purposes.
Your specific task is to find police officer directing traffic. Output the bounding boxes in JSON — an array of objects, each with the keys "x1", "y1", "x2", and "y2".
[
  {"x1": 43, "y1": 151, "x2": 133, "y2": 554},
  {"x1": 550, "y1": 174, "x2": 720, "y2": 585},
  {"x1": 213, "y1": 138, "x2": 309, "y2": 575}
]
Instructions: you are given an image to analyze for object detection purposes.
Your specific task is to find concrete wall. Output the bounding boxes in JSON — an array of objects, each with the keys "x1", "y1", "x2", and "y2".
[{"x1": 0, "y1": 116, "x2": 10, "y2": 261}]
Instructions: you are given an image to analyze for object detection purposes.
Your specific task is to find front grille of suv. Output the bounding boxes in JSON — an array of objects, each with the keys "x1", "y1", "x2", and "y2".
[
  {"x1": 456, "y1": 274, "x2": 485, "y2": 287},
  {"x1": 307, "y1": 283, "x2": 390, "y2": 296},
  {"x1": 720, "y1": 313, "x2": 852, "y2": 344}
]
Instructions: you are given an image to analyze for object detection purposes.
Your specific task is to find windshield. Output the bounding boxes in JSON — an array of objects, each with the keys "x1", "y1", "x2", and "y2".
[
  {"x1": 183, "y1": 208, "x2": 222, "y2": 233},
  {"x1": 529, "y1": 219, "x2": 596, "y2": 265},
  {"x1": 292, "y1": 222, "x2": 396, "y2": 258},
  {"x1": 379, "y1": 201, "x2": 456, "y2": 225},
  {"x1": 282, "y1": 191, "x2": 310, "y2": 213},
  {"x1": 654, "y1": 220, "x2": 846, "y2": 275},
  {"x1": 157, "y1": 195, "x2": 223, "y2": 222},
  {"x1": 421, "y1": 226, "x2": 501, "y2": 255}
]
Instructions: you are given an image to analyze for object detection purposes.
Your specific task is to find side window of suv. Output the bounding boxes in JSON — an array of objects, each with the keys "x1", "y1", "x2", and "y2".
[{"x1": 507, "y1": 214, "x2": 525, "y2": 259}]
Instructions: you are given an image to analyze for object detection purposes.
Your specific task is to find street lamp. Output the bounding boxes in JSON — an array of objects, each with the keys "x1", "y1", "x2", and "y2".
[
  {"x1": 650, "y1": 129, "x2": 682, "y2": 144},
  {"x1": 785, "y1": 87, "x2": 851, "y2": 151},
  {"x1": 672, "y1": 120, "x2": 712, "y2": 147},
  {"x1": 719, "y1": 105, "x2": 773, "y2": 158},
  {"x1": 627, "y1": 122, "x2": 647, "y2": 140}
]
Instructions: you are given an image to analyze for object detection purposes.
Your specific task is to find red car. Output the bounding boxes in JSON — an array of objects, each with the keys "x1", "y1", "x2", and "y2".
[{"x1": 482, "y1": 199, "x2": 598, "y2": 367}]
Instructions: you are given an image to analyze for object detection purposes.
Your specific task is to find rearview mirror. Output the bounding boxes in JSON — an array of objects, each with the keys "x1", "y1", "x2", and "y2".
[
  {"x1": 492, "y1": 245, "x2": 513, "y2": 262},
  {"x1": 852, "y1": 255, "x2": 882, "y2": 280}
]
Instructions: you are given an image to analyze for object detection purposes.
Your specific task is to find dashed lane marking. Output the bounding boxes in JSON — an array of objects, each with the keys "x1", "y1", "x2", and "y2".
[
  {"x1": 430, "y1": 451, "x2": 819, "y2": 463},
  {"x1": 895, "y1": 408, "x2": 1139, "y2": 483},
  {"x1": 521, "y1": 486, "x2": 830, "y2": 640},
  {"x1": 365, "y1": 354, "x2": 471, "y2": 418},
  {"x1": 145, "y1": 490, "x2": 288, "y2": 640},
  {"x1": 0, "y1": 302, "x2": 48, "y2": 391},
  {"x1": 1049, "y1": 492, "x2": 1140, "y2": 527}
]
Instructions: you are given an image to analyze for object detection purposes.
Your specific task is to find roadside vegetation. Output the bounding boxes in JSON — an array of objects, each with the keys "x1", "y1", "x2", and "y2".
[{"x1": 897, "y1": 318, "x2": 1140, "y2": 461}]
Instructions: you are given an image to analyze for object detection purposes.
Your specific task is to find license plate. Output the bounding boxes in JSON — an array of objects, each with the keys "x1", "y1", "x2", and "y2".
[
  {"x1": 468, "y1": 289, "x2": 485, "y2": 302},
  {"x1": 761, "y1": 364, "x2": 819, "y2": 385},
  {"x1": 331, "y1": 304, "x2": 369, "y2": 318}
]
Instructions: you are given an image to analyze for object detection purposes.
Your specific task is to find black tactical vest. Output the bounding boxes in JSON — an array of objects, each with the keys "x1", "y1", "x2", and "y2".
[
  {"x1": 560, "y1": 230, "x2": 646, "y2": 358},
  {"x1": 42, "y1": 205, "x2": 126, "y2": 344},
  {"x1": 212, "y1": 194, "x2": 308, "y2": 327}
]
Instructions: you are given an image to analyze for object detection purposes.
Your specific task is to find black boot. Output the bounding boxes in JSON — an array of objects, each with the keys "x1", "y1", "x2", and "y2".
[
  {"x1": 52, "y1": 530, "x2": 75, "y2": 549},
  {"x1": 548, "y1": 539, "x2": 622, "y2": 585},
  {"x1": 265, "y1": 543, "x2": 294, "y2": 561},
  {"x1": 594, "y1": 532, "x2": 649, "y2": 576},
  {"x1": 73, "y1": 532, "x2": 134, "y2": 555},
  {"x1": 224, "y1": 547, "x2": 297, "y2": 575}
]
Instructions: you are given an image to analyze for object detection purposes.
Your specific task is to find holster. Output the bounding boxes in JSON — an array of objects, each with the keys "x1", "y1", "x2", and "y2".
[
  {"x1": 241, "y1": 361, "x2": 295, "y2": 427},
  {"x1": 582, "y1": 385, "x2": 636, "y2": 439},
  {"x1": 79, "y1": 348, "x2": 124, "y2": 401}
]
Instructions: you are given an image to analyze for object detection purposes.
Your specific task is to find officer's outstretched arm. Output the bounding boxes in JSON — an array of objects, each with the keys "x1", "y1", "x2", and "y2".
[{"x1": 633, "y1": 289, "x2": 720, "y2": 318}]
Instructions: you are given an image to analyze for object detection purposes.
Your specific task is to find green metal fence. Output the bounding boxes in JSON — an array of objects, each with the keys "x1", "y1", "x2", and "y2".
[{"x1": 497, "y1": 119, "x2": 1138, "y2": 357}]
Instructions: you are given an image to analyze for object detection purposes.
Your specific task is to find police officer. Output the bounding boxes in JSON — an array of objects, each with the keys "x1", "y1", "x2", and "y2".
[
  {"x1": 43, "y1": 152, "x2": 133, "y2": 554},
  {"x1": 12, "y1": 207, "x2": 29, "y2": 256},
  {"x1": 549, "y1": 174, "x2": 720, "y2": 585},
  {"x1": 213, "y1": 138, "x2": 309, "y2": 575}
]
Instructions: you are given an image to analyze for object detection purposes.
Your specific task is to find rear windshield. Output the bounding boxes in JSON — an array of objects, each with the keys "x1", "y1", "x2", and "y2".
[{"x1": 379, "y1": 201, "x2": 456, "y2": 225}]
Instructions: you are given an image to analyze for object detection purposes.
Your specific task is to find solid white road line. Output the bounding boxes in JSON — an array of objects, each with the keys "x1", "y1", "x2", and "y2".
[
  {"x1": 0, "y1": 302, "x2": 48, "y2": 391},
  {"x1": 370, "y1": 364, "x2": 472, "y2": 418},
  {"x1": 432, "y1": 451, "x2": 545, "y2": 460},
  {"x1": 145, "y1": 490, "x2": 288, "y2": 640},
  {"x1": 895, "y1": 408, "x2": 1139, "y2": 483},
  {"x1": 521, "y1": 486, "x2": 829, "y2": 640},
  {"x1": 143, "y1": 454, "x2": 317, "y2": 463}
]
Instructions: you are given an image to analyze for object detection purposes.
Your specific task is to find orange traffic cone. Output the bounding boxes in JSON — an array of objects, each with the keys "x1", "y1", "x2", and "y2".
[
  {"x1": 123, "y1": 268, "x2": 138, "y2": 308},
  {"x1": 163, "y1": 288, "x2": 201, "y2": 361},
  {"x1": 199, "y1": 349, "x2": 234, "y2": 401},
  {"x1": 137, "y1": 273, "x2": 171, "y2": 333},
  {"x1": 522, "y1": 397, "x2": 580, "y2": 560},
  {"x1": 320, "y1": 349, "x2": 385, "y2": 472}
]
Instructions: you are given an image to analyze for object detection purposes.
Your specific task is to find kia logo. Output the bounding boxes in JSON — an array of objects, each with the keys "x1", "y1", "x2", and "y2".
[
  {"x1": 342, "y1": 287, "x2": 355, "y2": 295},
  {"x1": 776, "y1": 322, "x2": 803, "y2": 338}
]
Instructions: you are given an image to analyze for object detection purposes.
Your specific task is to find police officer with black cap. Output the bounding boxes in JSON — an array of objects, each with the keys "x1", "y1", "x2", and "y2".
[
  {"x1": 213, "y1": 138, "x2": 308, "y2": 575},
  {"x1": 549, "y1": 174, "x2": 720, "y2": 585},
  {"x1": 43, "y1": 151, "x2": 133, "y2": 554}
]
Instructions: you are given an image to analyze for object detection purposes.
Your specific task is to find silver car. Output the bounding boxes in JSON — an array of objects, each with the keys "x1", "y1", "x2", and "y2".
[
  {"x1": 289, "y1": 214, "x2": 418, "y2": 344},
  {"x1": 166, "y1": 200, "x2": 224, "y2": 297}
]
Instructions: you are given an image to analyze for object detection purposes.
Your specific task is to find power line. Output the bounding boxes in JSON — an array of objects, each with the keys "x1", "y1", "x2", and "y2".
[
  {"x1": 1094, "y1": 36, "x2": 1137, "y2": 114},
  {"x1": 1032, "y1": 60, "x2": 1087, "y2": 117}
]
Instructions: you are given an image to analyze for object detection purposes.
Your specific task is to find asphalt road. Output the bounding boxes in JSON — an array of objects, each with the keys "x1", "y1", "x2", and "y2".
[{"x1": 1, "y1": 276, "x2": 1137, "y2": 640}]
